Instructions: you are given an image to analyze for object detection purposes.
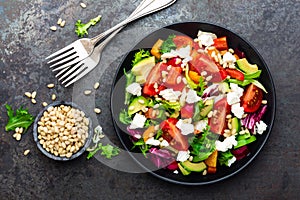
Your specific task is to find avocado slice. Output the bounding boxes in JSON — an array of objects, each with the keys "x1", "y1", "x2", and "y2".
[
  {"x1": 231, "y1": 117, "x2": 241, "y2": 133},
  {"x1": 132, "y1": 56, "x2": 156, "y2": 84},
  {"x1": 236, "y1": 58, "x2": 258, "y2": 74},
  {"x1": 180, "y1": 160, "x2": 207, "y2": 172},
  {"x1": 128, "y1": 96, "x2": 148, "y2": 116},
  {"x1": 200, "y1": 99, "x2": 214, "y2": 118},
  {"x1": 178, "y1": 163, "x2": 191, "y2": 175}
]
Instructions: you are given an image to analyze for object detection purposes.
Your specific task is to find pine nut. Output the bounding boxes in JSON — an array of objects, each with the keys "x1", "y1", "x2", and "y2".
[
  {"x1": 57, "y1": 18, "x2": 62, "y2": 25},
  {"x1": 47, "y1": 83, "x2": 55, "y2": 88},
  {"x1": 23, "y1": 149, "x2": 30, "y2": 156},
  {"x1": 60, "y1": 20, "x2": 66, "y2": 27},
  {"x1": 94, "y1": 82, "x2": 100, "y2": 90},
  {"x1": 80, "y1": 2, "x2": 87, "y2": 8},
  {"x1": 24, "y1": 92, "x2": 32, "y2": 98},
  {"x1": 42, "y1": 102, "x2": 48, "y2": 107},
  {"x1": 51, "y1": 94, "x2": 56, "y2": 101},
  {"x1": 16, "y1": 133, "x2": 21, "y2": 141},
  {"x1": 84, "y1": 90, "x2": 92, "y2": 95},
  {"x1": 50, "y1": 26, "x2": 57, "y2": 31},
  {"x1": 31, "y1": 91, "x2": 37, "y2": 99},
  {"x1": 31, "y1": 98, "x2": 37, "y2": 104}
]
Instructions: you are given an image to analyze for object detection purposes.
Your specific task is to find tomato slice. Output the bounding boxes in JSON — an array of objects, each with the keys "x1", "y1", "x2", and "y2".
[
  {"x1": 166, "y1": 57, "x2": 182, "y2": 68},
  {"x1": 180, "y1": 103, "x2": 194, "y2": 119},
  {"x1": 143, "y1": 63, "x2": 168, "y2": 96},
  {"x1": 225, "y1": 68, "x2": 244, "y2": 81},
  {"x1": 241, "y1": 83, "x2": 263, "y2": 113},
  {"x1": 163, "y1": 66, "x2": 185, "y2": 91},
  {"x1": 160, "y1": 118, "x2": 189, "y2": 151},
  {"x1": 209, "y1": 97, "x2": 229, "y2": 135},
  {"x1": 173, "y1": 35, "x2": 194, "y2": 50}
]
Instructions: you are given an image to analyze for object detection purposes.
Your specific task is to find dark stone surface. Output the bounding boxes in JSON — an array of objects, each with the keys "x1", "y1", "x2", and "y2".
[{"x1": 0, "y1": 0, "x2": 299, "y2": 199}]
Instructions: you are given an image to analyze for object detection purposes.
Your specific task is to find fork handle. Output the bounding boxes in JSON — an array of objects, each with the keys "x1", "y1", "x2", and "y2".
[{"x1": 90, "y1": 0, "x2": 176, "y2": 45}]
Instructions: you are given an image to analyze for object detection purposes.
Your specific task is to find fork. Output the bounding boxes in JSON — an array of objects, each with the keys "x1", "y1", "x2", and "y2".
[{"x1": 46, "y1": 0, "x2": 177, "y2": 71}]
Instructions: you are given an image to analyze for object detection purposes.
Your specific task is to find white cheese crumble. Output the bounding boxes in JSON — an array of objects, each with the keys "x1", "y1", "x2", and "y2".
[
  {"x1": 230, "y1": 83, "x2": 244, "y2": 97},
  {"x1": 176, "y1": 119, "x2": 194, "y2": 135},
  {"x1": 126, "y1": 82, "x2": 142, "y2": 96},
  {"x1": 215, "y1": 135, "x2": 237, "y2": 152},
  {"x1": 185, "y1": 89, "x2": 201, "y2": 104},
  {"x1": 227, "y1": 156, "x2": 237, "y2": 167},
  {"x1": 161, "y1": 46, "x2": 192, "y2": 68},
  {"x1": 129, "y1": 113, "x2": 147, "y2": 129},
  {"x1": 173, "y1": 170, "x2": 179, "y2": 174},
  {"x1": 159, "y1": 88, "x2": 181, "y2": 102},
  {"x1": 227, "y1": 92, "x2": 241, "y2": 105},
  {"x1": 231, "y1": 103, "x2": 244, "y2": 119},
  {"x1": 195, "y1": 30, "x2": 217, "y2": 47},
  {"x1": 176, "y1": 150, "x2": 190, "y2": 162},
  {"x1": 222, "y1": 51, "x2": 236, "y2": 66},
  {"x1": 145, "y1": 137, "x2": 160, "y2": 146},
  {"x1": 255, "y1": 120, "x2": 268, "y2": 134},
  {"x1": 160, "y1": 139, "x2": 169, "y2": 147},
  {"x1": 194, "y1": 119, "x2": 208, "y2": 132}
]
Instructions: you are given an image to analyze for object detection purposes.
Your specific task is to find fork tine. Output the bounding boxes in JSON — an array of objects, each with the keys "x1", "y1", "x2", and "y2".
[
  {"x1": 61, "y1": 65, "x2": 87, "y2": 85},
  {"x1": 64, "y1": 67, "x2": 92, "y2": 87},
  {"x1": 57, "y1": 62, "x2": 83, "y2": 80},
  {"x1": 47, "y1": 49, "x2": 76, "y2": 64},
  {"x1": 45, "y1": 44, "x2": 74, "y2": 60},
  {"x1": 50, "y1": 56, "x2": 80, "y2": 70},
  {"x1": 55, "y1": 65, "x2": 70, "y2": 78}
]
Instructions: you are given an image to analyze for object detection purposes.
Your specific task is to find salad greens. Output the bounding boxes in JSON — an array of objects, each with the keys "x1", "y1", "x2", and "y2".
[
  {"x1": 87, "y1": 143, "x2": 120, "y2": 159},
  {"x1": 5, "y1": 104, "x2": 34, "y2": 132},
  {"x1": 75, "y1": 15, "x2": 101, "y2": 37},
  {"x1": 118, "y1": 30, "x2": 269, "y2": 176}
]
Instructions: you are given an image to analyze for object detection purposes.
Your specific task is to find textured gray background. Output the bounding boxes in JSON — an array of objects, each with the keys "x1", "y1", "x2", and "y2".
[{"x1": 0, "y1": 0, "x2": 299, "y2": 199}]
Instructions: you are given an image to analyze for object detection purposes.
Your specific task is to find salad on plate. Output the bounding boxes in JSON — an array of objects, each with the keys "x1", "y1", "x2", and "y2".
[{"x1": 118, "y1": 30, "x2": 268, "y2": 176}]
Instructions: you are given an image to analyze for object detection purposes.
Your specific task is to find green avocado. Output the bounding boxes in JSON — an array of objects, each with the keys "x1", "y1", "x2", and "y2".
[
  {"x1": 200, "y1": 99, "x2": 214, "y2": 118},
  {"x1": 231, "y1": 117, "x2": 241, "y2": 133},
  {"x1": 132, "y1": 56, "x2": 156, "y2": 84},
  {"x1": 128, "y1": 96, "x2": 148, "y2": 116},
  {"x1": 178, "y1": 163, "x2": 191, "y2": 175},
  {"x1": 180, "y1": 160, "x2": 207, "y2": 172},
  {"x1": 236, "y1": 58, "x2": 258, "y2": 74}
]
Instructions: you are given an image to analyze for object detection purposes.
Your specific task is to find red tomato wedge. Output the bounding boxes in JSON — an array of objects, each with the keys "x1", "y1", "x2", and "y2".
[
  {"x1": 160, "y1": 118, "x2": 189, "y2": 151},
  {"x1": 209, "y1": 97, "x2": 230, "y2": 135},
  {"x1": 241, "y1": 83, "x2": 263, "y2": 113},
  {"x1": 166, "y1": 57, "x2": 182, "y2": 68},
  {"x1": 163, "y1": 66, "x2": 185, "y2": 91},
  {"x1": 143, "y1": 63, "x2": 167, "y2": 96},
  {"x1": 225, "y1": 68, "x2": 245, "y2": 81},
  {"x1": 173, "y1": 35, "x2": 194, "y2": 50}
]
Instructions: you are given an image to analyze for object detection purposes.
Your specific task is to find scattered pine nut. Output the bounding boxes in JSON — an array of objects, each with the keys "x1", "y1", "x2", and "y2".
[
  {"x1": 24, "y1": 92, "x2": 32, "y2": 98},
  {"x1": 94, "y1": 108, "x2": 101, "y2": 114},
  {"x1": 24, "y1": 149, "x2": 30, "y2": 156},
  {"x1": 60, "y1": 20, "x2": 66, "y2": 27},
  {"x1": 31, "y1": 98, "x2": 37, "y2": 104},
  {"x1": 31, "y1": 91, "x2": 37, "y2": 99},
  {"x1": 42, "y1": 102, "x2": 48, "y2": 107},
  {"x1": 57, "y1": 18, "x2": 62, "y2": 25},
  {"x1": 94, "y1": 82, "x2": 100, "y2": 90},
  {"x1": 50, "y1": 26, "x2": 57, "y2": 31},
  {"x1": 80, "y1": 2, "x2": 87, "y2": 8},
  {"x1": 51, "y1": 94, "x2": 56, "y2": 101},
  {"x1": 84, "y1": 90, "x2": 92, "y2": 95},
  {"x1": 16, "y1": 133, "x2": 22, "y2": 141},
  {"x1": 262, "y1": 100, "x2": 267, "y2": 104},
  {"x1": 19, "y1": 127, "x2": 24, "y2": 134},
  {"x1": 47, "y1": 83, "x2": 55, "y2": 88}
]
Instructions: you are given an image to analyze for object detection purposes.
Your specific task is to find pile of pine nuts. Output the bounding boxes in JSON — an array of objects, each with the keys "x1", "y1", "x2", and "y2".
[{"x1": 37, "y1": 104, "x2": 89, "y2": 158}]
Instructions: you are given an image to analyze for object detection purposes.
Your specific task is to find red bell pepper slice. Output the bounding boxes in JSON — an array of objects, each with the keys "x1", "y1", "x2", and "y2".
[
  {"x1": 213, "y1": 37, "x2": 228, "y2": 51},
  {"x1": 225, "y1": 68, "x2": 245, "y2": 81}
]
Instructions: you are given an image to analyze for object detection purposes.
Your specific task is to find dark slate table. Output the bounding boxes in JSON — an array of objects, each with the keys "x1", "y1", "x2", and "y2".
[{"x1": 0, "y1": 0, "x2": 299, "y2": 199}]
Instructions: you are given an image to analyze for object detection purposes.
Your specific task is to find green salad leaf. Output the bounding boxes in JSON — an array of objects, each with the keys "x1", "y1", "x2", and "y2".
[
  {"x1": 218, "y1": 151, "x2": 234, "y2": 166},
  {"x1": 87, "y1": 143, "x2": 120, "y2": 159},
  {"x1": 160, "y1": 34, "x2": 176, "y2": 54},
  {"x1": 75, "y1": 15, "x2": 102, "y2": 37},
  {"x1": 123, "y1": 68, "x2": 135, "y2": 105},
  {"x1": 5, "y1": 104, "x2": 34, "y2": 132},
  {"x1": 190, "y1": 125, "x2": 217, "y2": 162},
  {"x1": 132, "y1": 49, "x2": 151, "y2": 66}
]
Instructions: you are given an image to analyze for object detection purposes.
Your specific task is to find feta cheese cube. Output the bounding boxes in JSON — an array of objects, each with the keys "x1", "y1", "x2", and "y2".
[
  {"x1": 160, "y1": 139, "x2": 169, "y2": 147},
  {"x1": 176, "y1": 119, "x2": 194, "y2": 135},
  {"x1": 227, "y1": 156, "x2": 237, "y2": 167},
  {"x1": 196, "y1": 31, "x2": 217, "y2": 47},
  {"x1": 227, "y1": 92, "x2": 241, "y2": 105},
  {"x1": 231, "y1": 103, "x2": 244, "y2": 119},
  {"x1": 255, "y1": 120, "x2": 268, "y2": 134},
  {"x1": 185, "y1": 89, "x2": 201, "y2": 104},
  {"x1": 145, "y1": 137, "x2": 160, "y2": 146},
  {"x1": 223, "y1": 52, "x2": 236, "y2": 64},
  {"x1": 194, "y1": 119, "x2": 208, "y2": 132},
  {"x1": 126, "y1": 82, "x2": 142, "y2": 96},
  {"x1": 129, "y1": 113, "x2": 147, "y2": 129},
  {"x1": 176, "y1": 150, "x2": 190, "y2": 162},
  {"x1": 215, "y1": 135, "x2": 237, "y2": 152},
  {"x1": 230, "y1": 83, "x2": 244, "y2": 98},
  {"x1": 159, "y1": 88, "x2": 181, "y2": 102}
]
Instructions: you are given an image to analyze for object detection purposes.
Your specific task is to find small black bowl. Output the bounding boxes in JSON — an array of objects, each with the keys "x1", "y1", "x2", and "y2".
[
  {"x1": 33, "y1": 101, "x2": 93, "y2": 161},
  {"x1": 111, "y1": 22, "x2": 276, "y2": 185}
]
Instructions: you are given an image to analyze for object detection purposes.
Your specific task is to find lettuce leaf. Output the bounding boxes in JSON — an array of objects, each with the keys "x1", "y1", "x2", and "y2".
[{"x1": 5, "y1": 104, "x2": 34, "y2": 132}]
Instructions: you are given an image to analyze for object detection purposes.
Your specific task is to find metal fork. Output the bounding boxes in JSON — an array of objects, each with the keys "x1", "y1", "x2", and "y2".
[{"x1": 46, "y1": 0, "x2": 177, "y2": 71}]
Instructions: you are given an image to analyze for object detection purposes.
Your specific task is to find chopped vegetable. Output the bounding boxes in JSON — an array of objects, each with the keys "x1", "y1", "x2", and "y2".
[
  {"x1": 5, "y1": 104, "x2": 34, "y2": 132},
  {"x1": 132, "y1": 49, "x2": 151, "y2": 66},
  {"x1": 87, "y1": 143, "x2": 120, "y2": 159},
  {"x1": 218, "y1": 151, "x2": 235, "y2": 166},
  {"x1": 75, "y1": 15, "x2": 101, "y2": 37},
  {"x1": 160, "y1": 34, "x2": 176, "y2": 54}
]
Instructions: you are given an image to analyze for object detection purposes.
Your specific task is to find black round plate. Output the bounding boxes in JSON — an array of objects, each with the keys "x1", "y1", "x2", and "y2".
[{"x1": 111, "y1": 22, "x2": 276, "y2": 185}]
